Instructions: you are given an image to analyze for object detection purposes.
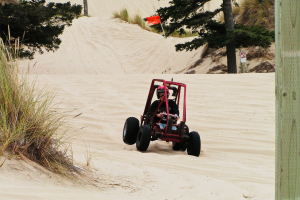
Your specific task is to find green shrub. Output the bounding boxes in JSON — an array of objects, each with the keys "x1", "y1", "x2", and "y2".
[{"x1": 0, "y1": 39, "x2": 77, "y2": 175}]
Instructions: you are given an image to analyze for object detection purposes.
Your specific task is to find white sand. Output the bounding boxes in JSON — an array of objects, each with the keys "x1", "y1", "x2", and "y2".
[
  {"x1": 1, "y1": 0, "x2": 275, "y2": 199},
  {"x1": 0, "y1": 74, "x2": 275, "y2": 200}
]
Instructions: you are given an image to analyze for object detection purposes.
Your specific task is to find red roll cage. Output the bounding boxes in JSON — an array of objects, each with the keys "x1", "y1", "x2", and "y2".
[{"x1": 140, "y1": 79, "x2": 187, "y2": 142}]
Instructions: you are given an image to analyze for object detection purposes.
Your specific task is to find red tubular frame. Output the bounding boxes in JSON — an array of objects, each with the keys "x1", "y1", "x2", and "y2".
[{"x1": 141, "y1": 79, "x2": 187, "y2": 142}]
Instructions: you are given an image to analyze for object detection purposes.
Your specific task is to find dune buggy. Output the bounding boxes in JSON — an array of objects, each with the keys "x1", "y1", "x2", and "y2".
[{"x1": 122, "y1": 79, "x2": 201, "y2": 157}]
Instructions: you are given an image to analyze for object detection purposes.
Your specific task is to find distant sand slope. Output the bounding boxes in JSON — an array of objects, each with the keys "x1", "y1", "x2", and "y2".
[
  {"x1": 18, "y1": 0, "x2": 258, "y2": 75},
  {"x1": 19, "y1": 16, "x2": 202, "y2": 75},
  {"x1": 19, "y1": 0, "x2": 229, "y2": 75}
]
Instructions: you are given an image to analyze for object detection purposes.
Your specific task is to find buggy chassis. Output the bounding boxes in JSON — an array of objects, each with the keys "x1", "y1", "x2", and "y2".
[{"x1": 123, "y1": 79, "x2": 201, "y2": 157}]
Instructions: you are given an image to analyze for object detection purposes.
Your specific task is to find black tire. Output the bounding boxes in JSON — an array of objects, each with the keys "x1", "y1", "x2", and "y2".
[
  {"x1": 136, "y1": 125, "x2": 151, "y2": 151},
  {"x1": 187, "y1": 131, "x2": 201, "y2": 157},
  {"x1": 123, "y1": 117, "x2": 139, "y2": 145},
  {"x1": 172, "y1": 125, "x2": 189, "y2": 151}
]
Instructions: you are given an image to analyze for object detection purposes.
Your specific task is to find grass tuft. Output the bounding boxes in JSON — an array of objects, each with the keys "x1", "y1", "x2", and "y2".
[
  {"x1": 114, "y1": 8, "x2": 151, "y2": 31},
  {"x1": 131, "y1": 14, "x2": 147, "y2": 30},
  {"x1": 113, "y1": 8, "x2": 129, "y2": 22},
  {"x1": 0, "y1": 38, "x2": 78, "y2": 176},
  {"x1": 113, "y1": 11, "x2": 121, "y2": 19}
]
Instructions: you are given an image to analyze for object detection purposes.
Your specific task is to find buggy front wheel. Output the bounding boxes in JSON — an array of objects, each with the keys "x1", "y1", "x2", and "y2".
[
  {"x1": 187, "y1": 131, "x2": 201, "y2": 157},
  {"x1": 136, "y1": 125, "x2": 151, "y2": 151},
  {"x1": 123, "y1": 117, "x2": 139, "y2": 145}
]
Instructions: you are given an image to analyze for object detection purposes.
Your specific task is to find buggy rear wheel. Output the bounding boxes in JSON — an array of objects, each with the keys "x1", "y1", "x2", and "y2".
[
  {"x1": 136, "y1": 125, "x2": 151, "y2": 151},
  {"x1": 123, "y1": 117, "x2": 139, "y2": 145},
  {"x1": 172, "y1": 125, "x2": 189, "y2": 151},
  {"x1": 187, "y1": 131, "x2": 201, "y2": 157}
]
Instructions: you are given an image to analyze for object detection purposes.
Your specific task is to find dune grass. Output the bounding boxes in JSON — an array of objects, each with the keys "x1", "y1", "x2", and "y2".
[
  {"x1": 132, "y1": 14, "x2": 148, "y2": 30},
  {"x1": 113, "y1": 8, "x2": 198, "y2": 38},
  {"x1": 218, "y1": 0, "x2": 274, "y2": 30},
  {"x1": 113, "y1": 8, "x2": 130, "y2": 22},
  {"x1": 238, "y1": 0, "x2": 274, "y2": 30},
  {"x1": 0, "y1": 39, "x2": 77, "y2": 175},
  {"x1": 113, "y1": 8, "x2": 150, "y2": 31}
]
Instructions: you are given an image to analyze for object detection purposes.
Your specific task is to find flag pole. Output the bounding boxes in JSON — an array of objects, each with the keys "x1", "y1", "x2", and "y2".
[
  {"x1": 159, "y1": 22, "x2": 173, "y2": 74},
  {"x1": 144, "y1": 16, "x2": 173, "y2": 74}
]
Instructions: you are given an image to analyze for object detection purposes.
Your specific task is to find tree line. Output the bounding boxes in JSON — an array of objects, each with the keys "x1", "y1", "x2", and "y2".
[
  {"x1": 0, "y1": 0, "x2": 81, "y2": 59},
  {"x1": 154, "y1": 0, "x2": 274, "y2": 73}
]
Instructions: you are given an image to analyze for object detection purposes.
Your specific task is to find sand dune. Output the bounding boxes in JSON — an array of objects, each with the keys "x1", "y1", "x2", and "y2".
[
  {"x1": 19, "y1": 0, "x2": 204, "y2": 75},
  {"x1": 1, "y1": 0, "x2": 275, "y2": 199},
  {"x1": 20, "y1": 16, "x2": 203, "y2": 75},
  {"x1": 19, "y1": 0, "x2": 270, "y2": 75}
]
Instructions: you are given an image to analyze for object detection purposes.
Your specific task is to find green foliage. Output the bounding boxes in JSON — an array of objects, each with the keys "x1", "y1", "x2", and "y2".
[
  {"x1": 233, "y1": 24, "x2": 275, "y2": 48},
  {"x1": 155, "y1": 0, "x2": 274, "y2": 52},
  {"x1": 0, "y1": 0, "x2": 82, "y2": 59},
  {"x1": 176, "y1": 20, "x2": 274, "y2": 51},
  {"x1": 155, "y1": 0, "x2": 221, "y2": 37},
  {"x1": 169, "y1": 29, "x2": 198, "y2": 38}
]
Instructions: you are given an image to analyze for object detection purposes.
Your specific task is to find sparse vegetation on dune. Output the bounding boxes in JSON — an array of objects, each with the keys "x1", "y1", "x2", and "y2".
[
  {"x1": 113, "y1": 8, "x2": 130, "y2": 23},
  {"x1": 223, "y1": 0, "x2": 275, "y2": 31},
  {"x1": 113, "y1": 8, "x2": 150, "y2": 31},
  {"x1": 113, "y1": 8, "x2": 198, "y2": 38},
  {"x1": 132, "y1": 14, "x2": 147, "y2": 30},
  {"x1": 217, "y1": 0, "x2": 274, "y2": 31},
  {"x1": 0, "y1": 40, "x2": 78, "y2": 175},
  {"x1": 238, "y1": 0, "x2": 274, "y2": 31}
]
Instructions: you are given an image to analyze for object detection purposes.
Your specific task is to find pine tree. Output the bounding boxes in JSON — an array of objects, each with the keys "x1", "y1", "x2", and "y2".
[
  {"x1": 155, "y1": 0, "x2": 274, "y2": 73},
  {"x1": 0, "y1": 0, "x2": 82, "y2": 59}
]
